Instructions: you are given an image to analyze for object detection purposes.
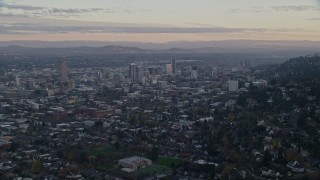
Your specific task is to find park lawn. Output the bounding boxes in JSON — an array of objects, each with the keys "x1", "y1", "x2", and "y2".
[
  {"x1": 155, "y1": 156, "x2": 184, "y2": 167},
  {"x1": 138, "y1": 164, "x2": 171, "y2": 176},
  {"x1": 96, "y1": 163, "x2": 117, "y2": 171},
  {"x1": 88, "y1": 146, "x2": 117, "y2": 156}
]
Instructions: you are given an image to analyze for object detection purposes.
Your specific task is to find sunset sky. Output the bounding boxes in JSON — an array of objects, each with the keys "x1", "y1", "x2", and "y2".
[{"x1": 0, "y1": 0, "x2": 319, "y2": 42}]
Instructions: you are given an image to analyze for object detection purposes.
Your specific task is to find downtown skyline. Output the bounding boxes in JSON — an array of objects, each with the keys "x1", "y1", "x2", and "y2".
[{"x1": 0, "y1": 0, "x2": 320, "y2": 42}]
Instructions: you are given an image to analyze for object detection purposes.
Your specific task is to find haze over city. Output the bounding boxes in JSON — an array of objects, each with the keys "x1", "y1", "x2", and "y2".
[{"x1": 1, "y1": 0, "x2": 320, "y2": 180}]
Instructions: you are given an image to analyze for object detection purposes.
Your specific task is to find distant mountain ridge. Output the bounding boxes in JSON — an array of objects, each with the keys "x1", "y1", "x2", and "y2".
[
  {"x1": 0, "y1": 40, "x2": 319, "y2": 56},
  {"x1": 0, "y1": 40, "x2": 319, "y2": 49},
  {"x1": 0, "y1": 45, "x2": 155, "y2": 55}
]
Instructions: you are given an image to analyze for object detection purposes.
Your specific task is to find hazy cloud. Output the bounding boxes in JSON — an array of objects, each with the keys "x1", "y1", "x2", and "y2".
[
  {"x1": 0, "y1": 22, "x2": 304, "y2": 35},
  {"x1": 231, "y1": 5, "x2": 318, "y2": 13},
  {"x1": 0, "y1": 12, "x2": 30, "y2": 18},
  {"x1": 230, "y1": 7, "x2": 267, "y2": 13},
  {"x1": 307, "y1": 18, "x2": 320, "y2": 21},
  {"x1": 0, "y1": 1, "x2": 130, "y2": 18},
  {"x1": 30, "y1": 8, "x2": 114, "y2": 18},
  {"x1": 0, "y1": 3, "x2": 43, "y2": 11},
  {"x1": 272, "y1": 5, "x2": 317, "y2": 11}
]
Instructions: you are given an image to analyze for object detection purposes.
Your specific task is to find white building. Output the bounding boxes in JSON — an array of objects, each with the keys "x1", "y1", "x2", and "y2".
[
  {"x1": 15, "y1": 76, "x2": 20, "y2": 86},
  {"x1": 191, "y1": 69, "x2": 198, "y2": 79},
  {"x1": 253, "y1": 79, "x2": 268, "y2": 88},
  {"x1": 228, "y1": 80, "x2": 239, "y2": 92},
  {"x1": 29, "y1": 102, "x2": 40, "y2": 111}
]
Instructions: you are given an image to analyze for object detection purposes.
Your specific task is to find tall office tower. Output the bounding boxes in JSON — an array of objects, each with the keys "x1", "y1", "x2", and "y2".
[
  {"x1": 129, "y1": 63, "x2": 137, "y2": 82},
  {"x1": 15, "y1": 76, "x2": 20, "y2": 86},
  {"x1": 156, "y1": 66, "x2": 163, "y2": 76},
  {"x1": 148, "y1": 67, "x2": 155, "y2": 76},
  {"x1": 67, "y1": 80, "x2": 76, "y2": 90},
  {"x1": 137, "y1": 66, "x2": 145, "y2": 80},
  {"x1": 228, "y1": 80, "x2": 239, "y2": 92},
  {"x1": 144, "y1": 70, "x2": 150, "y2": 78},
  {"x1": 171, "y1": 58, "x2": 176, "y2": 75},
  {"x1": 28, "y1": 80, "x2": 36, "y2": 90},
  {"x1": 58, "y1": 61, "x2": 68, "y2": 83},
  {"x1": 98, "y1": 71, "x2": 104, "y2": 81},
  {"x1": 191, "y1": 66, "x2": 198, "y2": 79},
  {"x1": 212, "y1": 67, "x2": 218, "y2": 77},
  {"x1": 166, "y1": 64, "x2": 173, "y2": 75}
]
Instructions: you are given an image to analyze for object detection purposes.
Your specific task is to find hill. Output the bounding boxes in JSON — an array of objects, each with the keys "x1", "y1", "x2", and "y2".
[{"x1": 274, "y1": 55, "x2": 320, "y2": 82}]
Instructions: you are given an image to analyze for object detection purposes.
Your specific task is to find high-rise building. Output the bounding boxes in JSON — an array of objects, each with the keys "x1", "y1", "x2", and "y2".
[
  {"x1": 98, "y1": 71, "x2": 104, "y2": 81},
  {"x1": 67, "y1": 80, "x2": 76, "y2": 90},
  {"x1": 28, "y1": 80, "x2": 36, "y2": 90},
  {"x1": 156, "y1": 66, "x2": 163, "y2": 76},
  {"x1": 15, "y1": 76, "x2": 20, "y2": 86},
  {"x1": 212, "y1": 67, "x2": 218, "y2": 77},
  {"x1": 166, "y1": 64, "x2": 173, "y2": 75},
  {"x1": 148, "y1": 67, "x2": 156, "y2": 76},
  {"x1": 228, "y1": 80, "x2": 239, "y2": 92},
  {"x1": 137, "y1": 66, "x2": 145, "y2": 80},
  {"x1": 129, "y1": 63, "x2": 137, "y2": 82},
  {"x1": 171, "y1": 58, "x2": 176, "y2": 75},
  {"x1": 191, "y1": 66, "x2": 198, "y2": 79},
  {"x1": 58, "y1": 61, "x2": 68, "y2": 83}
]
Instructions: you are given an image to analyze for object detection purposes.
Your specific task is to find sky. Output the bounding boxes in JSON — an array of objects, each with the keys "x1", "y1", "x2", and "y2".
[{"x1": 0, "y1": 0, "x2": 319, "y2": 42}]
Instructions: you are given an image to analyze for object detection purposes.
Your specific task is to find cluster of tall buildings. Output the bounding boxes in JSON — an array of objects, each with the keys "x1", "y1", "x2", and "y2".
[{"x1": 129, "y1": 58, "x2": 176, "y2": 83}]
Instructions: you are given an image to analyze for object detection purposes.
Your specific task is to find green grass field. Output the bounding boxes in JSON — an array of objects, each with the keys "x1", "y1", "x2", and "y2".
[
  {"x1": 88, "y1": 146, "x2": 117, "y2": 156},
  {"x1": 96, "y1": 163, "x2": 116, "y2": 171},
  {"x1": 88, "y1": 146, "x2": 120, "y2": 171},
  {"x1": 138, "y1": 164, "x2": 171, "y2": 176},
  {"x1": 155, "y1": 156, "x2": 184, "y2": 167}
]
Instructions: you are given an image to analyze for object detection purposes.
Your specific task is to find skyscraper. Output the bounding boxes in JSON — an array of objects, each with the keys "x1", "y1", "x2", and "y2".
[
  {"x1": 191, "y1": 66, "x2": 198, "y2": 79},
  {"x1": 137, "y1": 66, "x2": 145, "y2": 80},
  {"x1": 58, "y1": 61, "x2": 68, "y2": 83},
  {"x1": 171, "y1": 58, "x2": 176, "y2": 75},
  {"x1": 166, "y1": 64, "x2": 173, "y2": 75},
  {"x1": 129, "y1": 63, "x2": 137, "y2": 82},
  {"x1": 15, "y1": 76, "x2": 20, "y2": 86}
]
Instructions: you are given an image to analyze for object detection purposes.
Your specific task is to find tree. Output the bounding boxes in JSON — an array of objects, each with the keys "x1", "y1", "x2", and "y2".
[
  {"x1": 210, "y1": 164, "x2": 216, "y2": 179},
  {"x1": 227, "y1": 113, "x2": 236, "y2": 122},
  {"x1": 66, "y1": 151, "x2": 75, "y2": 160},
  {"x1": 75, "y1": 151, "x2": 88, "y2": 164},
  {"x1": 277, "y1": 148, "x2": 285, "y2": 163},
  {"x1": 115, "y1": 141, "x2": 120, "y2": 150},
  {"x1": 262, "y1": 150, "x2": 272, "y2": 167},
  {"x1": 171, "y1": 162, "x2": 177, "y2": 176},
  {"x1": 9, "y1": 142, "x2": 18, "y2": 152},
  {"x1": 31, "y1": 160, "x2": 42, "y2": 174},
  {"x1": 202, "y1": 120, "x2": 208, "y2": 132},
  {"x1": 237, "y1": 94, "x2": 247, "y2": 107},
  {"x1": 95, "y1": 121, "x2": 103, "y2": 130},
  {"x1": 150, "y1": 145, "x2": 159, "y2": 160},
  {"x1": 58, "y1": 167, "x2": 71, "y2": 178},
  {"x1": 297, "y1": 111, "x2": 307, "y2": 127}
]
